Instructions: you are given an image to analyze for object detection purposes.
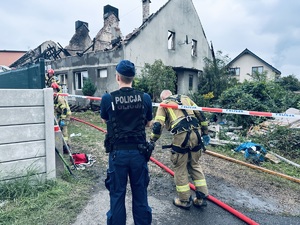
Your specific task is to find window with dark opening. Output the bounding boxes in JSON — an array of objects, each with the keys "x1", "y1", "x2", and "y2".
[
  {"x1": 74, "y1": 71, "x2": 88, "y2": 90},
  {"x1": 168, "y1": 30, "x2": 175, "y2": 50},
  {"x1": 189, "y1": 74, "x2": 193, "y2": 91},
  {"x1": 191, "y1": 39, "x2": 197, "y2": 57},
  {"x1": 57, "y1": 74, "x2": 68, "y2": 93}
]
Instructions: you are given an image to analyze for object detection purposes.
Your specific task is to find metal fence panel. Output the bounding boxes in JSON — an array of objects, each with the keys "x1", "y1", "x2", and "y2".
[{"x1": 0, "y1": 59, "x2": 45, "y2": 89}]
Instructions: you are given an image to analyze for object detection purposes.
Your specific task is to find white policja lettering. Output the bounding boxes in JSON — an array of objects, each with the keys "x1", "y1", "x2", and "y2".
[{"x1": 115, "y1": 95, "x2": 142, "y2": 104}]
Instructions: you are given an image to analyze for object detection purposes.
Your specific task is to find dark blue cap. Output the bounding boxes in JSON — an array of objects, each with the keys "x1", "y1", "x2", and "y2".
[{"x1": 116, "y1": 60, "x2": 135, "y2": 77}]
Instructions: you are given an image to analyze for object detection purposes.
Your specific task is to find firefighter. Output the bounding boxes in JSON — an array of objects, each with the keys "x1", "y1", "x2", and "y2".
[
  {"x1": 52, "y1": 83, "x2": 72, "y2": 154},
  {"x1": 46, "y1": 68, "x2": 56, "y2": 88},
  {"x1": 100, "y1": 60, "x2": 153, "y2": 225},
  {"x1": 150, "y1": 90, "x2": 210, "y2": 210}
]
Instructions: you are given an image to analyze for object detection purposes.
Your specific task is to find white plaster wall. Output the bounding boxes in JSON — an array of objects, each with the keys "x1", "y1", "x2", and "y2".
[
  {"x1": 231, "y1": 54, "x2": 277, "y2": 82},
  {"x1": 124, "y1": 0, "x2": 212, "y2": 73}
]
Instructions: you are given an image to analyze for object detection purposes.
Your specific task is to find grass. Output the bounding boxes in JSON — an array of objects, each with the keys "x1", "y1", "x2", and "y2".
[
  {"x1": 211, "y1": 144, "x2": 300, "y2": 179},
  {"x1": 0, "y1": 111, "x2": 105, "y2": 225},
  {"x1": 0, "y1": 174, "x2": 93, "y2": 225},
  {"x1": 0, "y1": 110, "x2": 299, "y2": 225}
]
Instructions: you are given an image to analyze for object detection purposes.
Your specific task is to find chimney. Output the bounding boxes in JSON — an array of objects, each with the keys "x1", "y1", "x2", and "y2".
[
  {"x1": 75, "y1": 20, "x2": 89, "y2": 31},
  {"x1": 142, "y1": 0, "x2": 151, "y2": 22},
  {"x1": 104, "y1": 5, "x2": 119, "y2": 21}
]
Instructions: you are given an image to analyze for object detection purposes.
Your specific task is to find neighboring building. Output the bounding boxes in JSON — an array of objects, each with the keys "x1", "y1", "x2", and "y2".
[
  {"x1": 0, "y1": 50, "x2": 26, "y2": 67},
  {"x1": 227, "y1": 48, "x2": 281, "y2": 82},
  {"x1": 11, "y1": 0, "x2": 212, "y2": 99}
]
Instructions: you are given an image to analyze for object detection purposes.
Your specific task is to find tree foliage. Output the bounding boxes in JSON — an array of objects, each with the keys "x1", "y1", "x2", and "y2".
[
  {"x1": 199, "y1": 50, "x2": 238, "y2": 100},
  {"x1": 134, "y1": 59, "x2": 176, "y2": 102},
  {"x1": 218, "y1": 80, "x2": 300, "y2": 128},
  {"x1": 247, "y1": 70, "x2": 268, "y2": 82},
  {"x1": 277, "y1": 75, "x2": 300, "y2": 91},
  {"x1": 251, "y1": 125, "x2": 300, "y2": 159}
]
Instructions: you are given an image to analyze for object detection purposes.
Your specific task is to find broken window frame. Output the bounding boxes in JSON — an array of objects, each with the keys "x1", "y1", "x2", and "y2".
[
  {"x1": 57, "y1": 73, "x2": 68, "y2": 93},
  {"x1": 168, "y1": 30, "x2": 175, "y2": 50},
  {"x1": 57, "y1": 74, "x2": 68, "y2": 85},
  {"x1": 74, "y1": 71, "x2": 88, "y2": 90},
  {"x1": 191, "y1": 39, "x2": 197, "y2": 57}
]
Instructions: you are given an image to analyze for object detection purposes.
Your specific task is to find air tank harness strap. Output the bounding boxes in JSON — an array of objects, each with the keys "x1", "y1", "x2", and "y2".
[{"x1": 168, "y1": 95, "x2": 202, "y2": 149}]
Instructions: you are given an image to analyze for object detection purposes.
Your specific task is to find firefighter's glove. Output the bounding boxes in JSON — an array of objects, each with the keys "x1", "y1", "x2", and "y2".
[
  {"x1": 202, "y1": 135, "x2": 210, "y2": 146},
  {"x1": 59, "y1": 120, "x2": 66, "y2": 127}
]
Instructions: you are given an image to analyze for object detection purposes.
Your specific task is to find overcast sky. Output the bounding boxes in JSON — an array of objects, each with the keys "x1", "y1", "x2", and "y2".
[{"x1": 1, "y1": 0, "x2": 299, "y2": 78}]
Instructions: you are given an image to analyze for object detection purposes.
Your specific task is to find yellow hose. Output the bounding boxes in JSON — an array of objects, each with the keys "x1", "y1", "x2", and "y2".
[{"x1": 205, "y1": 150, "x2": 300, "y2": 184}]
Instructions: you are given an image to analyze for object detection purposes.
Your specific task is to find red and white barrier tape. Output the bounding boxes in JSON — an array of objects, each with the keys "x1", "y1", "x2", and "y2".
[
  {"x1": 153, "y1": 103, "x2": 300, "y2": 119},
  {"x1": 55, "y1": 93, "x2": 300, "y2": 119},
  {"x1": 56, "y1": 93, "x2": 102, "y2": 101}
]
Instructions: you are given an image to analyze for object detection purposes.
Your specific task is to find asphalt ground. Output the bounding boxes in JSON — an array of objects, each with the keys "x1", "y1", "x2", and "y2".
[{"x1": 72, "y1": 179, "x2": 300, "y2": 225}]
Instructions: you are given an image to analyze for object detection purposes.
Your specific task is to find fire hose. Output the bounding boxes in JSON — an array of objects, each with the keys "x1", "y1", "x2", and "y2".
[{"x1": 71, "y1": 116, "x2": 260, "y2": 225}]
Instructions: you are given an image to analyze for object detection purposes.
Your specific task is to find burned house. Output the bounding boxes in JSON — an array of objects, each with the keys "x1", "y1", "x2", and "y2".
[{"x1": 12, "y1": 0, "x2": 213, "y2": 100}]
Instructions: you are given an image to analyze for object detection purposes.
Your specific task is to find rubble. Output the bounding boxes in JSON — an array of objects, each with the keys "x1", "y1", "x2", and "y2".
[{"x1": 248, "y1": 108, "x2": 300, "y2": 136}]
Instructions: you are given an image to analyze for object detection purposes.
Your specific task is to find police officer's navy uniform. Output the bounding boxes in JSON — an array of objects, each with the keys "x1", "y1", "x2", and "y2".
[{"x1": 100, "y1": 60, "x2": 152, "y2": 225}]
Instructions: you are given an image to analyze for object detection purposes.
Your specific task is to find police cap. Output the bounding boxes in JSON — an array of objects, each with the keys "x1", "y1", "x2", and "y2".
[{"x1": 116, "y1": 60, "x2": 135, "y2": 77}]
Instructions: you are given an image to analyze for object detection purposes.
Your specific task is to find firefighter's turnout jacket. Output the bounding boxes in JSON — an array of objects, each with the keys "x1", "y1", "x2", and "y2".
[
  {"x1": 150, "y1": 94, "x2": 208, "y2": 151},
  {"x1": 46, "y1": 76, "x2": 56, "y2": 88},
  {"x1": 150, "y1": 94, "x2": 209, "y2": 201},
  {"x1": 54, "y1": 95, "x2": 72, "y2": 143}
]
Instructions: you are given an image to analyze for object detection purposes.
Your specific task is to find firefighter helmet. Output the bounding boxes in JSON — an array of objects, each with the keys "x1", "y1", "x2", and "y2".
[{"x1": 47, "y1": 69, "x2": 55, "y2": 76}]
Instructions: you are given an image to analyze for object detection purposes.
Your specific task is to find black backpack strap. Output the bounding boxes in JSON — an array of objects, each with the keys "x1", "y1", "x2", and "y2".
[{"x1": 168, "y1": 95, "x2": 204, "y2": 150}]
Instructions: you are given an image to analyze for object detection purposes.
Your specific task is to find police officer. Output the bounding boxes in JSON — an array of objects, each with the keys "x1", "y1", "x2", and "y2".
[
  {"x1": 52, "y1": 83, "x2": 72, "y2": 154},
  {"x1": 150, "y1": 90, "x2": 210, "y2": 210},
  {"x1": 100, "y1": 60, "x2": 153, "y2": 225}
]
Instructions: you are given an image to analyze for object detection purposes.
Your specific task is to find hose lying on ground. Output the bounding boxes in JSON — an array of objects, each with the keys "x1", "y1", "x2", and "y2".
[
  {"x1": 150, "y1": 157, "x2": 259, "y2": 225},
  {"x1": 205, "y1": 150, "x2": 300, "y2": 184},
  {"x1": 71, "y1": 116, "x2": 260, "y2": 225}
]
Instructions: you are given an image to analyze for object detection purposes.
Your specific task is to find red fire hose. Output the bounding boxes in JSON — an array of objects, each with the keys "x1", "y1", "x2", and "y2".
[
  {"x1": 71, "y1": 116, "x2": 259, "y2": 225},
  {"x1": 150, "y1": 156, "x2": 259, "y2": 225},
  {"x1": 71, "y1": 117, "x2": 107, "y2": 133}
]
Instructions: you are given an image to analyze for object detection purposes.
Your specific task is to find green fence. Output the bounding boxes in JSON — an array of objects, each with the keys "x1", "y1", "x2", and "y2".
[{"x1": 0, "y1": 59, "x2": 45, "y2": 89}]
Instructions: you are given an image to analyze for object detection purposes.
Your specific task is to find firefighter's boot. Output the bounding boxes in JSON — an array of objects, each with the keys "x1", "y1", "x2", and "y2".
[
  {"x1": 173, "y1": 196, "x2": 192, "y2": 210},
  {"x1": 193, "y1": 191, "x2": 207, "y2": 208}
]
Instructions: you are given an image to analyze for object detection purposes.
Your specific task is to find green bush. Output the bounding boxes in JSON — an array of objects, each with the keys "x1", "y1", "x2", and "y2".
[
  {"x1": 218, "y1": 81, "x2": 300, "y2": 128},
  {"x1": 251, "y1": 125, "x2": 300, "y2": 159},
  {"x1": 82, "y1": 78, "x2": 97, "y2": 96}
]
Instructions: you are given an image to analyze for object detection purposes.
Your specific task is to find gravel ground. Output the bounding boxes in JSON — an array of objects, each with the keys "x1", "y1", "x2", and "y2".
[
  {"x1": 148, "y1": 130, "x2": 300, "y2": 215},
  {"x1": 72, "y1": 129, "x2": 300, "y2": 225}
]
